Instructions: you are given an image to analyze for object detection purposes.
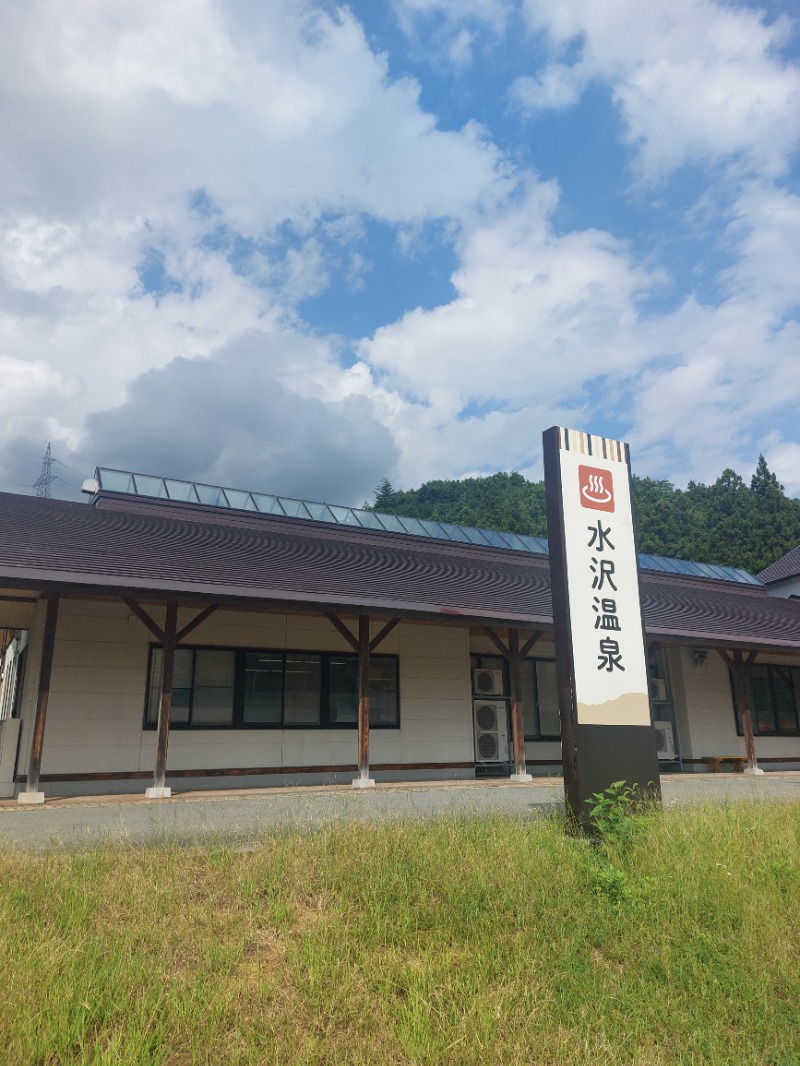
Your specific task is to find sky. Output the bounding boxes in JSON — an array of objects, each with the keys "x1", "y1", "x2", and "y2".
[{"x1": 1, "y1": 0, "x2": 799, "y2": 507}]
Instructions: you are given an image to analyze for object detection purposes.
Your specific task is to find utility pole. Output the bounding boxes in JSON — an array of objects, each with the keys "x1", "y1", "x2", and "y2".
[{"x1": 33, "y1": 442, "x2": 54, "y2": 499}]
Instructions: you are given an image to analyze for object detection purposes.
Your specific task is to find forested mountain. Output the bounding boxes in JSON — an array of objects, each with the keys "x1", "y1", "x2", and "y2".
[{"x1": 366, "y1": 457, "x2": 800, "y2": 574}]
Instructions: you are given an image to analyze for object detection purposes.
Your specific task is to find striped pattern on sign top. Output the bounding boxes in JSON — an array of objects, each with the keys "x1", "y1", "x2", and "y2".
[{"x1": 556, "y1": 427, "x2": 625, "y2": 462}]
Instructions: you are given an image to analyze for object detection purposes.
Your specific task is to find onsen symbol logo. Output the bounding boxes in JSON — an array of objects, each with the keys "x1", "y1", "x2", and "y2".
[{"x1": 578, "y1": 465, "x2": 615, "y2": 512}]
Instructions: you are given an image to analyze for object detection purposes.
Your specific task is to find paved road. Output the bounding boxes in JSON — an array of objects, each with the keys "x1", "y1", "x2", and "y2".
[{"x1": 1, "y1": 773, "x2": 798, "y2": 849}]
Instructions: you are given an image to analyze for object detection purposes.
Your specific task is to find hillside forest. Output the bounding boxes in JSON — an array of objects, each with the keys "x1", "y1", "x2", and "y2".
[{"x1": 366, "y1": 457, "x2": 800, "y2": 575}]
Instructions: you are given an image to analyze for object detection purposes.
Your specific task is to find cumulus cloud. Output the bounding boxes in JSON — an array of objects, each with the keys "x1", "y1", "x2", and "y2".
[
  {"x1": 517, "y1": 0, "x2": 800, "y2": 179},
  {"x1": 0, "y1": 0, "x2": 798, "y2": 513},
  {"x1": 75, "y1": 331, "x2": 399, "y2": 505}
]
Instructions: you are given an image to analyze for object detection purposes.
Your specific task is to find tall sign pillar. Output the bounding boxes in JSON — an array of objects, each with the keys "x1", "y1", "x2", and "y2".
[{"x1": 543, "y1": 427, "x2": 661, "y2": 826}]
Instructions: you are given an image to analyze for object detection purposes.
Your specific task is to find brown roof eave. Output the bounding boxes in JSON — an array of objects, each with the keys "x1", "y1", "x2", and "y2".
[{"x1": 0, "y1": 566, "x2": 555, "y2": 630}]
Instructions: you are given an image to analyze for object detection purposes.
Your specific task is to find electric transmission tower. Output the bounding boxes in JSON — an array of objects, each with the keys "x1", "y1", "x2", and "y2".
[{"x1": 33, "y1": 442, "x2": 55, "y2": 498}]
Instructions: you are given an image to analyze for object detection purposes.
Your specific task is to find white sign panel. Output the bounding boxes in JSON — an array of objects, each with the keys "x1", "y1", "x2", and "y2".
[{"x1": 558, "y1": 430, "x2": 650, "y2": 727}]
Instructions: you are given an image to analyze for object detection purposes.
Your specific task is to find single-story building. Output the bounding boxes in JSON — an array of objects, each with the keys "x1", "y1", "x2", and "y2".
[{"x1": 1, "y1": 468, "x2": 799, "y2": 801}]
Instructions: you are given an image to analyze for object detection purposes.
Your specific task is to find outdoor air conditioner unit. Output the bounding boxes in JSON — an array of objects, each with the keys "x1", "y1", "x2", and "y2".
[
  {"x1": 473, "y1": 700, "x2": 510, "y2": 764},
  {"x1": 649, "y1": 677, "x2": 667, "y2": 702},
  {"x1": 473, "y1": 668, "x2": 504, "y2": 696},
  {"x1": 654, "y1": 720, "x2": 676, "y2": 761}
]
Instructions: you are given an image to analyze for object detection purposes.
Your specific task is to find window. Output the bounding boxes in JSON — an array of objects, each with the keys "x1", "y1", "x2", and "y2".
[
  {"x1": 743, "y1": 664, "x2": 800, "y2": 737},
  {"x1": 145, "y1": 646, "x2": 399, "y2": 730},
  {"x1": 470, "y1": 654, "x2": 561, "y2": 740}
]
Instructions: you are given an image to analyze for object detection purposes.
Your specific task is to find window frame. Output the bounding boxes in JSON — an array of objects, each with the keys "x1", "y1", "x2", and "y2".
[
  {"x1": 732, "y1": 662, "x2": 800, "y2": 738},
  {"x1": 470, "y1": 652, "x2": 560, "y2": 741},
  {"x1": 143, "y1": 644, "x2": 401, "y2": 731}
]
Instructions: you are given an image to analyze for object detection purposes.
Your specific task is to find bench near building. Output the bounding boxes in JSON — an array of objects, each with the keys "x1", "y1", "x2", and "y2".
[{"x1": 1, "y1": 469, "x2": 799, "y2": 801}]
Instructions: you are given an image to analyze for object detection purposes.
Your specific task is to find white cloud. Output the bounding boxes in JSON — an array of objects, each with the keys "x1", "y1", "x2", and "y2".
[
  {"x1": 0, "y1": 0, "x2": 515, "y2": 497},
  {"x1": 1, "y1": 0, "x2": 509, "y2": 230},
  {"x1": 511, "y1": 64, "x2": 586, "y2": 111},
  {"x1": 518, "y1": 0, "x2": 800, "y2": 179},
  {"x1": 761, "y1": 435, "x2": 800, "y2": 497}
]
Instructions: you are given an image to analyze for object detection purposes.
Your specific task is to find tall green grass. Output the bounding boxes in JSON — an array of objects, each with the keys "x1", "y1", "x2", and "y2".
[{"x1": 1, "y1": 802, "x2": 799, "y2": 1064}]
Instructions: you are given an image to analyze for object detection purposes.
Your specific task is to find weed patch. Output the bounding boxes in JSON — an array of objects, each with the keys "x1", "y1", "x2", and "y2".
[{"x1": 0, "y1": 803, "x2": 799, "y2": 1063}]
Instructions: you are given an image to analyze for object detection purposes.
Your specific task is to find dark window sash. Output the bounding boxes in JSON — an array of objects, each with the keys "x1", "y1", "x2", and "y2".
[
  {"x1": 732, "y1": 662, "x2": 800, "y2": 738},
  {"x1": 471, "y1": 652, "x2": 560, "y2": 742},
  {"x1": 144, "y1": 644, "x2": 400, "y2": 731}
]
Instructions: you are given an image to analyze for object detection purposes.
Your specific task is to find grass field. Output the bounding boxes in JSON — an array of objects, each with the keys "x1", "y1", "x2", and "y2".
[{"x1": 1, "y1": 801, "x2": 799, "y2": 1064}]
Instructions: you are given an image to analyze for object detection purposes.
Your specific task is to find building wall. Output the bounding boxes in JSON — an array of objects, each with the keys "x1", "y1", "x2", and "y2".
[
  {"x1": 468, "y1": 632, "x2": 562, "y2": 768},
  {"x1": 764, "y1": 577, "x2": 800, "y2": 599},
  {"x1": 670, "y1": 647, "x2": 800, "y2": 768},
  {"x1": 16, "y1": 598, "x2": 475, "y2": 791}
]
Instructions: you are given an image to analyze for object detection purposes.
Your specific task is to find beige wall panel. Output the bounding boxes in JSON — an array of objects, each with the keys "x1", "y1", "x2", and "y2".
[
  {"x1": 152, "y1": 740, "x2": 284, "y2": 772},
  {"x1": 399, "y1": 719, "x2": 470, "y2": 744},
  {"x1": 285, "y1": 614, "x2": 345, "y2": 633},
  {"x1": 42, "y1": 744, "x2": 142, "y2": 774},
  {"x1": 60, "y1": 617, "x2": 150, "y2": 645},
  {"x1": 49, "y1": 666, "x2": 145, "y2": 696},
  {"x1": 524, "y1": 741, "x2": 562, "y2": 760},
  {"x1": 21, "y1": 602, "x2": 480, "y2": 779},
  {"x1": 283, "y1": 630, "x2": 360, "y2": 653},
  {"x1": 400, "y1": 623, "x2": 467, "y2": 641},
  {"x1": 679, "y1": 652, "x2": 743, "y2": 757},
  {"x1": 401, "y1": 698, "x2": 469, "y2": 722},
  {"x1": 469, "y1": 634, "x2": 551, "y2": 657},
  {"x1": 186, "y1": 623, "x2": 287, "y2": 649},
  {"x1": 0, "y1": 601, "x2": 36, "y2": 629},
  {"x1": 397, "y1": 740, "x2": 472, "y2": 762},
  {"x1": 52, "y1": 692, "x2": 146, "y2": 722},
  {"x1": 53, "y1": 641, "x2": 149, "y2": 671},
  {"x1": 44, "y1": 717, "x2": 142, "y2": 748},
  {"x1": 400, "y1": 676, "x2": 471, "y2": 702},
  {"x1": 402, "y1": 655, "x2": 468, "y2": 680},
  {"x1": 61, "y1": 599, "x2": 133, "y2": 619},
  {"x1": 280, "y1": 735, "x2": 357, "y2": 763},
  {"x1": 398, "y1": 636, "x2": 469, "y2": 661}
]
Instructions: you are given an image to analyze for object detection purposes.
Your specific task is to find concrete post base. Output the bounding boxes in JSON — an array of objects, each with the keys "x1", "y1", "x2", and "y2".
[
  {"x1": 743, "y1": 766, "x2": 765, "y2": 776},
  {"x1": 18, "y1": 791, "x2": 45, "y2": 805},
  {"x1": 351, "y1": 777, "x2": 376, "y2": 789},
  {"x1": 145, "y1": 786, "x2": 172, "y2": 799},
  {"x1": 510, "y1": 772, "x2": 533, "y2": 782}
]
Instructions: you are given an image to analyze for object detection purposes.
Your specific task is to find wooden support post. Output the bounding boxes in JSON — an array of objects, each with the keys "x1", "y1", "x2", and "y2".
[
  {"x1": 718, "y1": 648, "x2": 763, "y2": 775},
  {"x1": 19, "y1": 592, "x2": 60, "y2": 804},
  {"x1": 147, "y1": 601, "x2": 178, "y2": 798},
  {"x1": 734, "y1": 649, "x2": 761, "y2": 774},
  {"x1": 508, "y1": 629, "x2": 532, "y2": 781},
  {"x1": 353, "y1": 614, "x2": 375, "y2": 788}
]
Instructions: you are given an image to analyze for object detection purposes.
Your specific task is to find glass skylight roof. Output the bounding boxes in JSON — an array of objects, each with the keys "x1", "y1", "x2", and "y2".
[{"x1": 91, "y1": 467, "x2": 763, "y2": 586}]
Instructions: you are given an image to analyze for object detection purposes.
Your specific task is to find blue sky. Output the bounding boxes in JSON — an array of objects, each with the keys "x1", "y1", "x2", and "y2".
[{"x1": 1, "y1": 0, "x2": 798, "y2": 505}]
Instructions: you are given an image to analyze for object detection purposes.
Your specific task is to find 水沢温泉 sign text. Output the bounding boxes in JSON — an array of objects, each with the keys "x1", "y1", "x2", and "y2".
[{"x1": 543, "y1": 427, "x2": 661, "y2": 824}]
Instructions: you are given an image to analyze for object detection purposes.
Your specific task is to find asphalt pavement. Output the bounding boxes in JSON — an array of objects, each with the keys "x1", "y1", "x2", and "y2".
[{"x1": 1, "y1": 772, "x2": 799, "y2": 850}]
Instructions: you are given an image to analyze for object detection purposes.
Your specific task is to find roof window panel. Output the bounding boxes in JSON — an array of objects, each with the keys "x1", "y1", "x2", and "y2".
[
  {"x1": 132, "y1": 474, "x2": 168, "y2": 498},
  {"x1": 195, "y1": 484, "x2": 229, "y2": 507},
  {"x1": 97, "y1": 469, "x2": 135, "y2": 493},
  {"x1": 164, "y1": 479, "x2": 199, "y2": 502}
]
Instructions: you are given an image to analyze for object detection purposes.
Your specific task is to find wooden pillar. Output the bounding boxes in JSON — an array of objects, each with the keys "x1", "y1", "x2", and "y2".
[
  {"x1": 508, "y1": 629, "x2": 532, "y2": 781},
  {"x1": 732, "y1": 650, "x2": 761, "y2": 774},
  {"x1": 19, "y1": 592, "x2": 60, "y2": 803},
  {"x1": 354, "y1": 614, "x2": 375, "y2": 788},
  {"x1": 147, "y1": 601, "x2": 178, "y2": 798},
  {"x1": 718, "y1": 649, "x2": 762, "y2": 775}
]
